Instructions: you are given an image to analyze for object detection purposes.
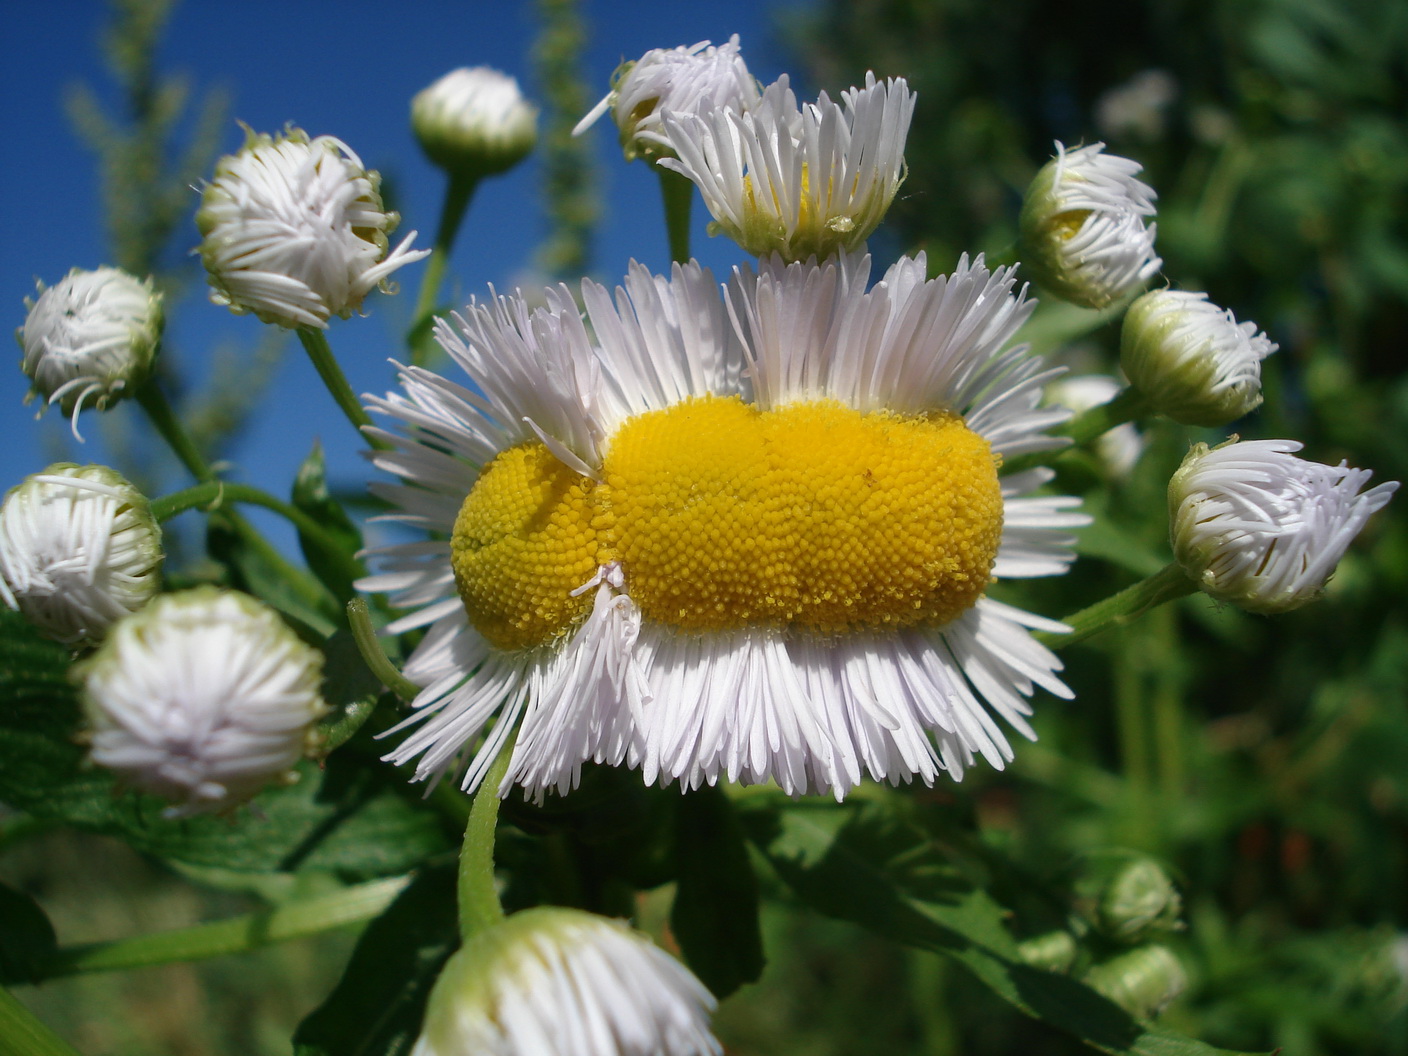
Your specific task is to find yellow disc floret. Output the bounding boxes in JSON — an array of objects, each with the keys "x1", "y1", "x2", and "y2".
[{"x1": 450, "y1": 395, "x2": 1004, "y2": 650}]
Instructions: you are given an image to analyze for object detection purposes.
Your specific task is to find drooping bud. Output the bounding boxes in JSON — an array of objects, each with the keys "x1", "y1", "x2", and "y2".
[
  {"x1": 0, "y1": 464, "x2": 162, "y2": 647},
  {"x1": 412, "y1": 67, "x2": 538, "y2": 179},
  {"x1": 1169, "y1": 439, "x2": 1398, "y2": 614},
  {"x1": 1082, "y1": 944, "x2": 1188, "y2": 1019},
  {"x1": 78, "y1": 587, "x2": 327, "y2": 817},
  {"x1": 197, "y1": 126, "x2": 429, "y2": 329},
  {"x1": 1019, "y1": 142, "x2": 1161, "y2": 309},
  {"x1": 1121, "y1": 289, "x2": 1277, "y2": 426},
  {"x1": 575, "y1": 36, "x2": 760, "y2": 163},
  {"x1": 413, "y1": 907, "x2": 721, "y2": 1056},
  {"x1": 16, "y1": 267, "x2": 162, "y2": 439}
]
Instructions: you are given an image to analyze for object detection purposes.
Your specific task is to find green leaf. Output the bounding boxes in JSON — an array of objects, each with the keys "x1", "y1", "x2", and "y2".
[
  {"x1": 317, "y1": 628, "x2": 384, "y2": 752},
  {"x1": 670, "y1": 785, "x2": 765, "y2": 998},
  {"x1": 0, "y1": 885, "x2": 58, "y2": 986},
  {"x1": 294, "y1": 866, "x2": 460, "y2": 1056},
  {"x1": 206, "y1": 512, "x2": 339, "y2": 637},
  {"x1": 293, "y1": 441, "x2": 364, "y2": 605},
  {"x1": 0, "y1": 611, "x2": 449, "y2": 878},
  {"x1": 738, "y1": 796, "x2": 1267, "y2": 1056},
  {"x1": 0, "y1": 986, "x2": 82, "y2": 1056}
]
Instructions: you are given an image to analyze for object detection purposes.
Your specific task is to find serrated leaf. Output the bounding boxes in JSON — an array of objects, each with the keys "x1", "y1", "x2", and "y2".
[
  {"x1": 738, "y1": 797, "x2": 1268, "y2": 1056},
  {"x1": 294, "y1": 866, "x2": 459, "y2": 1056},
  {"x1": 293, "y1": 441, "x2": 364, "y2": 605},
  {"x1": 670, "y1": 785, "x2": 764, "y2": 998},
  {"x1": 0, "y1": 884, "x2": 58, "y2": 986},
  {"x1": 0, "y1": 611, "x2": 449, "y2": 878}
]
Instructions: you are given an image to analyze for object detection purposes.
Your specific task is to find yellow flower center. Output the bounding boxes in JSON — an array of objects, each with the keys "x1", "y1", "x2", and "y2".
[{"x1": 451, "y1": 395, "x2": 1003, "y2": 651}]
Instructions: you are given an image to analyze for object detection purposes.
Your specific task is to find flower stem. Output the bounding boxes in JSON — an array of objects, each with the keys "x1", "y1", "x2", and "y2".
[
  {"x1": 458, "y1": 744, "x2": 513, "y2": 941},
  {"x1": 346, "y1": 596, "x2": 423, "y2": 701},
  {"x1": 0, "y1": 988, "x2": 82, "y2": 1056},
  {"x1": 30, "y1": 876, "x2": 410, "y2": 980},
  {"x1": 296, "y1": 327, "x2": 386, "y2": 449},
  {"x1": 410, "y1": 174, "x2": 479, "y2": 367},
  {"x1": 134, "y1": 379, "x2": 215, "y2": 482},
  {"x1": 1002, "y1": 387, "x2": 1151, "y2": 476},
  {"x1": 658, "y1": 166, "x2": 693, "y2": 265},
  {"x1": 1039, "y1": 562, "x2": 1197, "y2": 649}
]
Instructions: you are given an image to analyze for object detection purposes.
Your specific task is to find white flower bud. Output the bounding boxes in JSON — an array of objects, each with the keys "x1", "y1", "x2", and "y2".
[
  {"x1": 1082, "y1": 944, "x2": 1188, "y2": 1019},
  {"x1": 413, "y1": 908, "x2": 721, "y2": 1056},
  {"x1": 655, "y1": 72, "x2": 915, "y2": 261},
  {"x1": 1046, "y1": 374, "x2": 1145, "y2": 478},
  {"x1": 1170, "y1": 439, "x2": 1398, "y2": 614},
  {"x1": 1096, "y1": 858, "x2": 1183, "y2": 944},
  {"x1": 1020, "y1": 142, "x2": 1162, "y2": 309},
  {"x1": 413, "y1": 67, "x2": 538, "y2": 179},
  {"x1": 16, "y1": 267, "x2": 162, "y2": 439},
  {"x1": 1121, "y1": 289, "x2": 1277, "y2": 425},
  {"x1": 78, "y1": 587, "x2": 328, "y2": 817},
  {"x1": 197, "y1": 126, "x2": 430, "y2": 330},
  {"x1": 0, "y1": 464, "x2": 162, "y2": 647},
  {"x1": 575, "y1": 36, "x2": 760, "y2": 163}
]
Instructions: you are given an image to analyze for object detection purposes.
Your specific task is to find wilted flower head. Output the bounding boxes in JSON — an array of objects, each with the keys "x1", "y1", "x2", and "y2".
[
  {"x1": 1020, "y1": 142, "x2": 1161, "y2": 309},
  {"x1": 197, "y1": 126, "x2": 429, "y2": 329},
  {"x1": 0, "y1": 464, "x2": 161, "y2": 647},
  {"x1": 17, "y1": 267, "x2": 162, "y2": 439},
  {"x1": 574, "y1": 35, "x2": 759, "y2": 162},
  {"x1": 655, "y1": 72, "x2": 915, "y2": 261},
  {"x1": 1046, "y1": 374, "x2": 1144, "y2": 478},
  {"x1": 1169, "y1": 439, "x2": 1398, "y2": 614},
  {"x1": 78, "y1": 587, "x2": 327, "y2": 816},
  {"x1": 413, "y1": 67, "x2": 538, "y2": 178},
  {"x1": 413, "y1": 908, "x2": 721, "y2": 1056},
  {"x1": 1122, "y1": 289, "x2": 1277, "y2": 426}
]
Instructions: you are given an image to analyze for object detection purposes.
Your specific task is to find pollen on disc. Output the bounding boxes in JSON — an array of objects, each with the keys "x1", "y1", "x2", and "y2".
[
  {"x1": 603, "y1": 394, "x2": 1004, "y2": 635},
  {"x1": 451, "y1": 443, "x2": 608, "y2": 651}
]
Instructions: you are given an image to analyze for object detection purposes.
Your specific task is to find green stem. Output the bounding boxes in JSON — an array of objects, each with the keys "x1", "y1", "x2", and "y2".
[
  {"x1": 296, "y1": 327, "x2": 386, "y2": 448},
  {"x1": 0, "y1": 988, "x2": 83, "y2": 1056},
  {"x1": 1113, "y1": 626, "x2": 1152, "y2": 807},
  {"x1": 135, "y1": 378, "x2": 215, "y2": 482},
  {"x1": 458, "y1": 745, "x2": 513, "y2": 941},
  {"x1": 411, "y1": 174, "x2": 480, "y2": 367},
  {"x1": 657, "y1": 166, "x2": 694, "y2": 265},
  {"x1": 346, "y1": 597, "x2": 423, "y2": 701},
  {"x1": 1003, "y1": 387, "x2": 1151, "y2": 476},
  {"x1": 1038, "y1": 562, "x2": 1197, "y2": 649},
  {"x1": 30, "y1": 876, "x2": 410, "y2": 981}
]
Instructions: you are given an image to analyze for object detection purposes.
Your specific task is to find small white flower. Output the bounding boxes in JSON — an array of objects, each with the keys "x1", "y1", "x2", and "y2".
[
  {"x1": 78, "y1": 587, "x2": 328, "y2": 816},
  {"x1": 413, "y1": 67, "x2": 538, "y2": 178},
  {"x1": 1121, "y1": 289, "x2": 1277, "y2": 426},
  {"x1": 654, "y1": 72, "x2": 915, "y2": 261},
  {"x1": 16, "y1": 267, "x2": 162, "y2": 440},
  {"x1": 413, "y1": 908, "x2": 721, "y2": 1056},
  {"x1": 197, "y1": 126, "x2": 429, "y2": 329},
  {"x1": 1169, "y1": 439, "x2": 1398, "y2": 614},
  {"x1": 575, "y1": 36, "x2": 760, "y2": 162},
  {"x1": 1046, "y1": 374, "x2": 1145, "y2": 478},
  {"x1": 1020, "y1": 142, "x2": 1161, "y2": 309},
  {"x1": 0, "y1": 464, "x2": 162, "y2": 647}
]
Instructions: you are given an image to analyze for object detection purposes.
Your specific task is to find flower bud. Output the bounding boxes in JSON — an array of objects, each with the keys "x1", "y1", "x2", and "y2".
[
  {"x1": 78, "y1": 587, "x2": 327, "y2": 816},
  {"x1": 1082, "y1": 944, "x2": 1188, "y2": 1019},
  {"x1": 1016, "y1": 930, "x2": 1079, "y2": 974},
  {"x1": 1020, "y1": 142, "x2": 1161, "y2": 309},
  {"x1": 413, "y1": 67, "x2": 538, "y2": 179},
  {"x1": 575, "y1": 36, "x2": 760, "y2": 163},
  {"x1": 1170, "y1": 439, "x2": 1398, "y2": 614},
  {"x1": 197, "y1": 126, "x2": 429, "y2": 330},
  {"x1": 1096, "y1": 858, "x2": 1183, "y2": 944},
  {"x1": 0, "y1": 464, "x2": 162, "y2": 646},
  {"x1": 16, "y1": 267, "x2": 162, "y2": 439},
  {"x1": 1121, "y1": 289, "x2": 1276, "y2": 426},
  {"x1": 413, "y1": 907, "x2": 721, "y2": 1056}
]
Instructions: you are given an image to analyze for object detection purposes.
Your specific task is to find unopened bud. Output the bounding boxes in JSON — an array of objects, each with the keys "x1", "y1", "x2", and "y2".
[{"x1": 413, "y1": 67, "x2": 538, "y2": 179}]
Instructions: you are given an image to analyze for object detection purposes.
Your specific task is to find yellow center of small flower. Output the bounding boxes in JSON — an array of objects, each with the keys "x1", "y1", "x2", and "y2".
[
  {"x1": 451, "y1": 395, "x2": 1003, "y2": 651},
  {"x1": 1052, "y1": 209, "x2": 1092, "y2": 241}
]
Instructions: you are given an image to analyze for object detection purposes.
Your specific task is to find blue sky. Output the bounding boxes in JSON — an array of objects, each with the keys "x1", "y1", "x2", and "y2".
[{"x1": 2, "y1": 0, "x2": 815, "y2": 552}]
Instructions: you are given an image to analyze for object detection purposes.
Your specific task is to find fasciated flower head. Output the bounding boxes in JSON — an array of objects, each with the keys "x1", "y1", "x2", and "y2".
[
  {"x1": 413, "y1": 908, "x2": 720, "y2": 1056},
  {"x1": 574, "y1": 36, "x2": 760, "y2": 163},
  {"x1": 0, "y1": 464, "x2": 161, "y2": 647},
  {"x1": 197, "y1": 126, "x2": 429, "y2": 329},
  {"x1": 17, "y1": 267, "x2": 162, "y2": 439},
  {"x1": 1121, "y1": 289, "x2": 1277, "y2": 426},
  {"x1": 413, "y1": 67, "x2": 538, "y2": 178},
  {"x1": 654, "y1": 73, "x2": 915, "y2": 261},
  {"x1": 1169, "y1": 439, "x2": 1398, "y2": 614},
  {"x1": 78, "y1": 587, "x2": 328, "y2": 816},
  {"x1": 361, "y1": 250, "x2": 1086, "y2": 802},
  {"x1": 1020, "y1": 142, "x2": 1161, "y2": 309}
]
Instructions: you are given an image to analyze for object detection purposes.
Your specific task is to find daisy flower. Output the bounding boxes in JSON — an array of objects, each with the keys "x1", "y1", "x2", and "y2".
[{"x1": 361, "y1": 251, "x2": 1086, "y2": 800}]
